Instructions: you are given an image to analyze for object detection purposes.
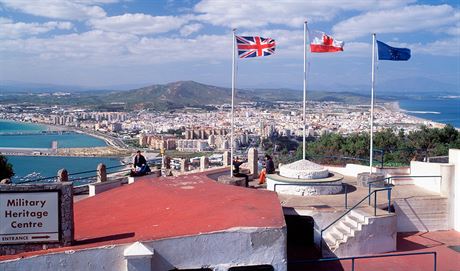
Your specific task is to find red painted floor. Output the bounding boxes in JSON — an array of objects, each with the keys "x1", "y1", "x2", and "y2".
[
  {"x1": 0, "y1": 171, "x2": 285, "y2": 261},
  {"x1": 74, "y1": 173, "x2": 285, "y2": 245},
  {"x1": 288, "y1": 231, "x2": 460, "y2": 271}
]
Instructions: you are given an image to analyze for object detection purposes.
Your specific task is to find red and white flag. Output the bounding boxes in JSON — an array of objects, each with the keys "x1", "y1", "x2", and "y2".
[{"x1": 309, "y1": 30, "x2": 344, "y2": 53}]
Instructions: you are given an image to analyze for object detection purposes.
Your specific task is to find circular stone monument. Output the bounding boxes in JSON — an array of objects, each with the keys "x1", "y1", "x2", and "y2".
[{"x1": 267, "y1": 159, "x2": 343, "y2": 196}]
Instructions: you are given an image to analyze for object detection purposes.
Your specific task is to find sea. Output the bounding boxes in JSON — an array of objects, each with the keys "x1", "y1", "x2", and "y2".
[
  {"x1": 0, "y1": 120, "x2": 122, "y2": 183},
  {"x1": 399, "y1": 95, "x2": 460, "y2": 128}
]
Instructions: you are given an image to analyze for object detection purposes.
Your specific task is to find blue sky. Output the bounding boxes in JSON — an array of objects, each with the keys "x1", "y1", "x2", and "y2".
[{"x1": 0, "y1": 0, "x2": 459, "y2": 92}]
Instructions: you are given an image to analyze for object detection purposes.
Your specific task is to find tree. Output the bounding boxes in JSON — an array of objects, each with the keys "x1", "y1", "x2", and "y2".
[{"x1": 0, "y1": 155, "x2": 14, "y2": 180}]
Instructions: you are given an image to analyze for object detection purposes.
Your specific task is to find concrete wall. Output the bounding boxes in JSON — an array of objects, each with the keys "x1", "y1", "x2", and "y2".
[
  {"x1": 332, "y1": 212, "x2": 396, "y2": 257},
  {"x1": 449, "y1": 149, "x2": 460, "y2": 231},
  {"x1": 394, "y1": 197, "x2": 448, "y2": 232},
  {"x1": 326, "y1": 165, "x2": 411, "y2": 178},
  {"x1": 326, "y1": 164, "x2": 369, "y2": 177},
  {"x1": 0, "y1": 227, "x2": 287, "y2": 271},
  {"x1": 410, "y1": 161, "x2": 443, "y2": 193}
]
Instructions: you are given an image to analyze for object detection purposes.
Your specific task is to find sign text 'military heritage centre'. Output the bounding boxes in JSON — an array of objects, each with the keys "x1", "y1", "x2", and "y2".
[{"x1": 0, "y1": 192, "x2": 59, "y2": 244}]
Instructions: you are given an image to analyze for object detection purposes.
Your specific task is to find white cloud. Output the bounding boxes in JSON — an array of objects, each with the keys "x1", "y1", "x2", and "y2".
[
  {"x1": 89, "y1": 13, "x2": 189, "y2": 35},
  {"x1": 332, "y1": 5, "x2": 459, "y2": 40},
  {"x1": 398, "y1": 39, "x2": 460, "y2": 57},
  {"x1": 0, "y1": 30, "x2": 139, "y2": 63},
  {"x1": 0, "y1": 0, "x2": 107, "y2": 20},
  {"x1": 0, "y1": 18, "x2": 73, "y2": 39},
  {"x1": 193, "y1": 0, "x2": 415, "y2": 28},
  {"x1": 0, "y1": 30, "x2": 231, "y2": 65},
  {"x1": 180, "y1": 23, "x2": 203, "y2": 36}
]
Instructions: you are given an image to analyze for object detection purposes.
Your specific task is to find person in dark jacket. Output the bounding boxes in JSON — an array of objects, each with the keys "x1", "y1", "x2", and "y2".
[
  {"x1": 131, "y1": 150, "x2": 150, "y2": 176},
  {"x1": 265, "y1": 154, "x2": 275, "y2": 174}
]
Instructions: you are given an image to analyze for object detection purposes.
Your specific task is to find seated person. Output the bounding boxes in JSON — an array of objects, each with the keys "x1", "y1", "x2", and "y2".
[
  {"x1": 265, "y1": 154, "x2": 275, "y2": 174},
  {"x1": 130, "y1": 150, "x2": 151, "y2": 177},
  {"x1": 259, "y1": 155, "x2": 275, "y2": 184}
]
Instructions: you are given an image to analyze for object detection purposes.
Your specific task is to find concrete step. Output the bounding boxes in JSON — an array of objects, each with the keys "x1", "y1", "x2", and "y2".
[
  {"x1": 396, "y1": 206, "x2": 448, "y2": 215},
  {"x1": 333, "y1": 225, "x2": 351, "y2": 240},
  {"x1": 345, "y1": 214, "x2": 364, "y2": 228},
  {"x1": 391, "y1": 178, "x2": 415, "y2": 185},
  {"x1": 324, "y1": 236, "x2": 339, "y2": 251},
  {"x1": 341, "y1": 220, "x2": 361, "y2": 232}
]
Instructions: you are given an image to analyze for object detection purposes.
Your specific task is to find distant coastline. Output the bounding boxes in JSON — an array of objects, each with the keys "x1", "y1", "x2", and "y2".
[
  {"x1": 386, "y1": 101, "x2": 446, "y2": 128},
  {"x1": 396, "y1": 96, "x2": 459, "y2": 129}
]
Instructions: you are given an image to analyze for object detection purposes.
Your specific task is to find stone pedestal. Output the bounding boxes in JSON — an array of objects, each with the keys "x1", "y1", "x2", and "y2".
[
  {"x1": 97, "y1": 163, "x2": 107, "y2": 183},
  {"x1": 217, "y1": 175, "x2": 247, "y2": 187},
  {"x1": 248, "y1": 147, "x2": 258, "y2": 179},
  {"x1": 357, "y1": 172, "x2": 385, "y2": 188},
  {"x1": 223, "y1": 151, "x2": 231, "y2": 166},
  {"x1": 200, "y1": 156, "x2": 209, "y2": 171},
  {"x1": 180, "y1": 159, "x2": 189, "y2": 173}
]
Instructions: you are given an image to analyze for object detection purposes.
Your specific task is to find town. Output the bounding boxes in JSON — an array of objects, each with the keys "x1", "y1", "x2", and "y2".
[{"x1": 0, "y1": 99, "x2": 441, "y2": 155}]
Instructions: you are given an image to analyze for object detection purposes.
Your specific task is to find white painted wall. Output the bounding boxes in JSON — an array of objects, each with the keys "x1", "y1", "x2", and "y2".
[
  {"x1": 0, "y1": 227, "x2": 287, "y2": 271},
  {"x1": 449, "y1": 149, "x2": 460, "y2": 231},
  {"x1": 266, "y1": 176, "x2": 342, "y2": 196},
  {"x1": 410, "y1": 161, "x2": 443, "y2": 193},
  {"x1": 325, "y1": 164, "x2": 368, "y2": 177}
]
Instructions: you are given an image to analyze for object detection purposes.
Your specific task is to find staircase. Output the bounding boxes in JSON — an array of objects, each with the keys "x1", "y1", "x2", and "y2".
[
  {"x1": 321, "y1": 207, "x2": 396, "y2": 257},
  {"x1": 387, "y1": 173, "x2": 414, "y2": 186},
  {"x1": 394, "y1": 196, "x2": 448, "y2": 232}
]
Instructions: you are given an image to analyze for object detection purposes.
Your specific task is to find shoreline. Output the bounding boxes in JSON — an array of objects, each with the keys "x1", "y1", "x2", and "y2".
[
  {"x1": 382, "y1": 101, "x2": 446, "y2": 129},
  {"x1": 0, "y1": 119, "x2": 132, "y2": 161}
]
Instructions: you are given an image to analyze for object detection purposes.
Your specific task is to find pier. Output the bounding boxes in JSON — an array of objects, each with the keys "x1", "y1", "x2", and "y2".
[
  {"x1": 0, "y1": 146, "x2": 130, "y2": 157},
  {"x1": 0, "y1": 147, "x2": 52, "y2": 156}
]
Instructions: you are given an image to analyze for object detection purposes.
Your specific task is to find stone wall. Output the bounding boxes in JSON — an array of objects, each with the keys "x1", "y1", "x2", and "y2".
[{"x1": 0, "y1": 182, "x2": 74, "y2": 255}]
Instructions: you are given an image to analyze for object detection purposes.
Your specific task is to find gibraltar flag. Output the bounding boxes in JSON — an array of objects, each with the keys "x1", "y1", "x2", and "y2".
[{"x1": 309, "y1": 30, "x2": 344, "y2": 53}]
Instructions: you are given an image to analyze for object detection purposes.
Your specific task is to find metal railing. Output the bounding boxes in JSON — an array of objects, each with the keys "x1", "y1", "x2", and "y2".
[
  {"x1": 290, "y1": 251, "x2": 437, "y2": 271},
  {"x1": 273, "y1": 182, "x2": 349, "y2": 209},
  {"x1": 368, "y1": 175, "x2": 442, "y2": 205},
  {"x1": 319, "y1": 187, "x2": 392, "y2": 255},
  {"x1": 12, "y1": 163, "x2": 131, "y2": 185}
]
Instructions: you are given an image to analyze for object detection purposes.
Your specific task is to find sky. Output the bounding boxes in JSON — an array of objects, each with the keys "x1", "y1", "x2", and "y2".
[{"x1": 0, "y1": 0, "x2": 459, "y2": 91}]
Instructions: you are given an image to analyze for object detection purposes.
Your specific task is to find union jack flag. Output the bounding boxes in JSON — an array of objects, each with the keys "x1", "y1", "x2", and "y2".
[{"x1": 236, "y1": 36, "x2": 276, "y2": 58}]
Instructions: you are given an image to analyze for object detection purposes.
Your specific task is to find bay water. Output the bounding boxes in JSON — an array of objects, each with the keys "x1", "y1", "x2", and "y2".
[
  {"x1": 399, "y1": 95, "x2": 459, "y2": 128},
  {"x1": 0, "y1": 120, "x2": 123, "y2": 182}
]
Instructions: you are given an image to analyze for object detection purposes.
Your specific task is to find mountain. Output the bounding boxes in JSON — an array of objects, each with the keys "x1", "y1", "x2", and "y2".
[
  {"x1": 101, "y1": 81, "x2": 376, "y2": 110},
  {"x1": 0, "y1": 80, "x2": 383, "y2": 110},
  {"x1": 103, "y1": 81, "x2": 242, "y2": 110}
]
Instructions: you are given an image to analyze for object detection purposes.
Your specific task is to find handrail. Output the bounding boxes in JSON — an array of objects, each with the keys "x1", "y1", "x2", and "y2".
[
  {"x1": 11, "y1": 163, "x2": 130, "y2": 185},
  {"x1": 14, "y1": 175, "x2": 57, "y2": 184},
  {"x1": 274, "y1": 182, "x2": 348, "y2": 209},
  {"x1": 290, "y1": 251, "x2": 437, "y2": 271},
  {"x1": 368, "y1": 175, "x2": 442, "y2": 204},
  {"x1": 320, "y1": 187, "x2": 392, "y2": 255}
]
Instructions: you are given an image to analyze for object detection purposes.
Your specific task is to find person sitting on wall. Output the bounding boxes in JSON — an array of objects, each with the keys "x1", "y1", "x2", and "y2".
[
  {"x1": 265, "y1": 154, "x2": 275, "y2": 174},
  {"x1": 259, "y1": 155, "x2": 275, "y2": 185},
  {"x1": 130, "y1": 150, "x2": 151, "y2": 177}
]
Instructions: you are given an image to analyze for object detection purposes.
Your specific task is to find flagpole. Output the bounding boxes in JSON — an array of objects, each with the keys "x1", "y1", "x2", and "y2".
[
  {"x1": 303, "y1": 21, "x2": 307, "y2": 160},
  {"x1": 230, "y1": 28, "x2": 236, "y2": 177},
  {"x1": 369, "y1": 33, "x2": 376, "y2": 173}
]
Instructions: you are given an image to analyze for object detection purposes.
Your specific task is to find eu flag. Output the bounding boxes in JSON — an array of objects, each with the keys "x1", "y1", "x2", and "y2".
[{"x1": 376, "y1": 40, "x2": 411, "y2": 61}]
